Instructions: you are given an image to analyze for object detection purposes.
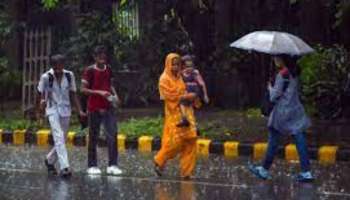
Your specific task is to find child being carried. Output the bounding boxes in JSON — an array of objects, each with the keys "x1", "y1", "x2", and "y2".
[{"x1": 177, "y1": 55, "x2": 209, "y2": 127}]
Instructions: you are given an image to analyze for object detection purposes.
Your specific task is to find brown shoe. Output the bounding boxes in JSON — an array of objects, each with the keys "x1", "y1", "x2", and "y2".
[{"x1": 154, "y1": 162, "x2": 163, "y2": 177}]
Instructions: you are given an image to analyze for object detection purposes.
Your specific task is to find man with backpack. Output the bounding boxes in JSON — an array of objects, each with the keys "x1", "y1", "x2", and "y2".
[
  {"x1": 81, "y1": 46, "x2": 122, "y2": 175},
  {"x1": 37, "y1": 54, "x2": 85, "y2": 178}
]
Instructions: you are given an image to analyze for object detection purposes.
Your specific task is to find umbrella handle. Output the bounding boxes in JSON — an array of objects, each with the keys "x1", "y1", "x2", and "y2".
[{"x1": 268, "y1": 58, "x2": 276, "y2": 84}]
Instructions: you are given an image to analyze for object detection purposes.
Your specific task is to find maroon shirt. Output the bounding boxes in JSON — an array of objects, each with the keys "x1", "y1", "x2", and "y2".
[{"x1": 82, "y1": 65, "x2": 113, "y2": 112}]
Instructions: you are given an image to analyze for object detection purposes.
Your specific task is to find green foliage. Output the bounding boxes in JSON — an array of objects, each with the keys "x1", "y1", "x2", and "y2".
[
  {"x1": 0, "y1": 116, "x2": 47, "y2": 131},
  {"x1": 0, "y1": 58, "x2": 21, "y2": 88},
  {"x1": 287, "y1": 0, "x2": 349, "y2": 29},
  {"x1": 113, "y1": 4, "x2": 139, "y2": 40},
  {"x1": 0, "y1": 1, "x2": 12, "y2": 43},
  {"x1": 300, "y1": 45, "x2": 350, "y2": 94},
  {"x1": 62, "y1": 11, "x2": 122, "y2": 69},
  {"x1": 120, "y1": 0, "x2": 129, "y2": 7},
  {"x1": 245, "y1": 107, "x2": 262, "y2": 119},
  {"x1": 0, "y1": 57, "x2": 21, "y2": 103},
  {"x1": 0, "y1": 1, "x2": 20, "y2": 104},
  {"x1": 211, "y1": 44, "x2": 250, "y2": 74},
  {"x1": 299, "y1": 45, "x2": 350, "y2": 118},
  {"x1": 289, "y1": 0, "x2": 298, "y2": 5},
  {"x1": 119, "y1": 116, "x2": 163, "y2": 139},
  {"x1": 334, "y1": 0, "x2": 350, "y2": 28},
  {"x1": 41, "y1": 0, "x2": 59, "y2": 10},
  {"x1": 57, "y1": 1, "x2": 191, "y2": 106},
  {"x1": 0, "y1": 119, "x2": 38, "y2": 131},
  {"x1": 198, "y1": 120, "x2": 233, "y2": 139}
]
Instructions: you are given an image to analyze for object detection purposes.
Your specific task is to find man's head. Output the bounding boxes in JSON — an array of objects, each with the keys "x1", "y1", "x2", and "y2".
[
  {"x1": 50, "y1": 54, "x2": 65, "y2": 75},
  {"x1": 93, "y1": 45, "x2": 107, "y2": 65}
]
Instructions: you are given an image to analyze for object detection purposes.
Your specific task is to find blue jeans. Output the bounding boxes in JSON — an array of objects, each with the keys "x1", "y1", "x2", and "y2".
[{"x1": 262, "y1": 128, "x2": 311, "y2": 172}]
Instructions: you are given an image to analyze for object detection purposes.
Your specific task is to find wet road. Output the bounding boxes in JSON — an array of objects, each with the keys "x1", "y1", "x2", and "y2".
[{"x1": 0, "y1": 144, "x2": 349, "y2": 200}]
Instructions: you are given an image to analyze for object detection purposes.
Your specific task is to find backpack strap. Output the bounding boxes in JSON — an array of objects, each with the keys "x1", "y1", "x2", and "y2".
[
  {"x1": 46, "y1": 73, "x2": 54, "y2": 107},
  {"x1": 48, "y1": 73, "x2": 54, "y2": 89},
  {"x1": 64, "y1": 72, "x2": 72, "y2": 87},
  {"x1": 48, "y1": 72, "x2": 72, "y2": 88}
]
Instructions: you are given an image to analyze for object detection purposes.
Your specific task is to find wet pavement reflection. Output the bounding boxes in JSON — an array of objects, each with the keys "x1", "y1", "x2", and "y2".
[{"x1": 0, "y1": 144, "x2": 349, "y2": 199}]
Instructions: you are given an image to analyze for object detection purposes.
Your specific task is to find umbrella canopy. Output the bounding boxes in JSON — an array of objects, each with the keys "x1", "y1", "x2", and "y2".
[{"x1": 230, "y1": 31, "x2": 314, "y2": 56}]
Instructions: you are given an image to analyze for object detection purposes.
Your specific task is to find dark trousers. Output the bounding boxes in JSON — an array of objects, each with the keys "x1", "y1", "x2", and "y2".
[
  {"x1": 263, "y1": 128, "x2": 311, "y2": 172},
  {"x1": 88, "y1": 109, "x2": 118, "y2": 167}
]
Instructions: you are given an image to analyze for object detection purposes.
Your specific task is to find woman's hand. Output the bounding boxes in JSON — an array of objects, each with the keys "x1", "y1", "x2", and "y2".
[{"x1": 267, "y1": 82, "x2": 273, "y2": 90}]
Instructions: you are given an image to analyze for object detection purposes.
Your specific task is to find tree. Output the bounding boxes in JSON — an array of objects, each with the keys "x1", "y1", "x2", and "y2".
[{"x1": 0, "y1": 1, "x2": 21, "y2": 110}]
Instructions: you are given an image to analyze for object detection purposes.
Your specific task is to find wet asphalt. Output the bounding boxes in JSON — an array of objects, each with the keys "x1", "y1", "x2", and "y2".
[{"x1": 0, "y1": 144, "x2": 349, "y2": 200}]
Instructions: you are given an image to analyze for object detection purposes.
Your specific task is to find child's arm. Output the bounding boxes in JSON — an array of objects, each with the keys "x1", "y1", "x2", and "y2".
[{"x1": 194, "y1": 69, "x2": 209, "y2": 103}]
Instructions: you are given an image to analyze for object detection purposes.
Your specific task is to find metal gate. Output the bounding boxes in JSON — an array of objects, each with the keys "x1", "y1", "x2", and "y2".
[{"x1": 22, "y1": 27, "x2": 52, "y2": 114}]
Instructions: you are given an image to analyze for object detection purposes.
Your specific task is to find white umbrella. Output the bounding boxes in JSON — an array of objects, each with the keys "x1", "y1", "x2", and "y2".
[{"x1": 230, "y1": 31, "x2": 314, "y2": 56}]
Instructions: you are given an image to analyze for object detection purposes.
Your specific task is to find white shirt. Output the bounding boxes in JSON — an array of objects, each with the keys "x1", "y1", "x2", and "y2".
[{"x1": 37, "y1": 68, "x2": 77, "y2": 117}]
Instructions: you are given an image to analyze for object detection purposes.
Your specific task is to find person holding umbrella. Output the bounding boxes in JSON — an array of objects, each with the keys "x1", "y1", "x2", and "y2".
[
  {"x1": 230, "y1": 31, "x2": 315, "y2": 182},
  {"x1": 249, "y1": 55, "x2": 314, "y2": 182}
]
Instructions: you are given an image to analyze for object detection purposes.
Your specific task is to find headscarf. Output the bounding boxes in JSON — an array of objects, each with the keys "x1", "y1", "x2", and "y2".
[{"x1": 159, "y1": 53, "x2": 186, "y2": 109}]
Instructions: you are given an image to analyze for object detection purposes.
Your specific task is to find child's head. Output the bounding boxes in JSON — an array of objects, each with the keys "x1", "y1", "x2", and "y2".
[
  {"x1": 50, "y1": 54, "x2": 65, "y2": 75},
  {"x1": 93, "y1": 45, "x2": 107, "y2": 65},
  {"x1": 181, "y1": 55, "x2": 195, "y2": 69}
]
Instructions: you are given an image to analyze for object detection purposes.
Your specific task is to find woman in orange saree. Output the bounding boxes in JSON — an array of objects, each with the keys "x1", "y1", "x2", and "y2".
[{"x1": 154, "y1": 53, "x2": 198, "y2": 178}]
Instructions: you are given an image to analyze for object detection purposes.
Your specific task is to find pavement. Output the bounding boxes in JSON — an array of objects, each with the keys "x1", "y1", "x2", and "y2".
[{"x1": 0, "y1": 144, "x2": 349, "y2": 200}]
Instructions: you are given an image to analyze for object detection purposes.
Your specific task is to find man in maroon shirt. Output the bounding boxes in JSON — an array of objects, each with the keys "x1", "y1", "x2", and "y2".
[{"x1": 81, "y1": 46, "x2": 122, "y2": 175}]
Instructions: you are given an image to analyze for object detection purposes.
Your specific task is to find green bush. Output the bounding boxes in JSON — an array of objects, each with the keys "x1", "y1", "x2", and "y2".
[
  {"x1": 119, "y1": 116, "x2": 163, "y2": 139},
  {"x1": 245, "y1": 107, "x2": 262, "y2": 119},
  {"x1": 0, "y1": 59, "x2": 21, "y2": 101},
  {"x1": 0, "y1": 119, "x2": 34, "y2": 131},
  {"x1": 299, "y1": 45, "x2": 350, "y2": 118},
  {"x1": 0, "y1": 2, "x2": 20, "y2": 105}
]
